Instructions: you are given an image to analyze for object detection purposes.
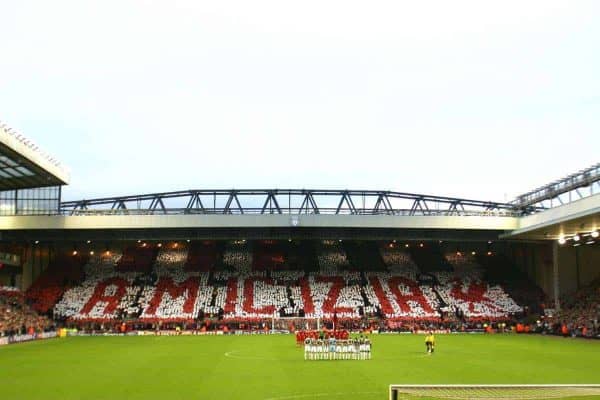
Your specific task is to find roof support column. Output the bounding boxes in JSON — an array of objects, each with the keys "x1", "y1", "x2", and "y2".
[
  {"x1": 552, "y1": 241, "x2": 560, "y2": 312},
  {"x1": 21, "y1": 244, "x2": 34, "y2": 291}
]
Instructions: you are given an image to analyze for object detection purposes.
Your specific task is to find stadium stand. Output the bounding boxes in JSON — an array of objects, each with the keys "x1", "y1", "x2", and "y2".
[
  {"x1": 117, "y1": 246, "x2": 157, "y2": 273},
  {"x1": 45, "y1": 242, "x2": 531, "y2": 330},
  {"x1": 253, "y1": 241, "x2": 287, "y2": 271},
  {"x1": 410, "y1": 243, "x2": 453, "y2": 272},
  {"x1": 545, "y1": 278, "x2": 600, "y2": 337},
  {"x1": 184, "y1": 241, "x2": 220, "y2": 271},
  {"x1": 435, "y1": 270, "x2": 522, "y2": 319},
  {"x1": 380, "y1": 245, "x2": 416, "y2": 271},
  {"x1": 477, "y1": 253, "x2": 546, "y2": 315},
  {"x1": 25, "y1": 255, "x2": 87, "y2": 314},
  {"x1": 317, "y1": 240, "x2": 350, "y2": 271},
  {"x1": 1, "y1": 286, "x2": 52, "y2": 336},
  {"x1": 222, "y1": 241, "x2": 252, "y2": 272}
]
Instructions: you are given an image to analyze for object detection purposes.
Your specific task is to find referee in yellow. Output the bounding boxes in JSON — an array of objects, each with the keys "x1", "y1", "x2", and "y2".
[{"x1": 425, "y1": 331, "x2": 435, "y2": 354}]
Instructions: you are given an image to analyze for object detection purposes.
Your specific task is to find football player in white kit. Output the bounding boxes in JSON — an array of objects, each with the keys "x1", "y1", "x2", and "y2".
[
  {"x1": 359, "y1": 338, "x2": 366, "y2": 360},
  {"x1": 304, "y1": 338, "x2": 310, "y2": 360},
  {"x1": 318, "y1": 339, "x2": 325, "y2": 360}
]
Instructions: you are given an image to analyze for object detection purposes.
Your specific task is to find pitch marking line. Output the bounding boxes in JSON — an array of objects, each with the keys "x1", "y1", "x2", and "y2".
[
  {"x1": 263, "y1": 391, "x2": 380, "y2": 400},
  {"x1": 224, "y1": 349, "x2": 276, "y2": 361}
]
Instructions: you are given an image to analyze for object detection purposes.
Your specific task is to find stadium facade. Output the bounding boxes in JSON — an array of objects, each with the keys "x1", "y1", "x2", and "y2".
[{"x1": 0, "y1": 121, "x2": 599, "y2": 325}]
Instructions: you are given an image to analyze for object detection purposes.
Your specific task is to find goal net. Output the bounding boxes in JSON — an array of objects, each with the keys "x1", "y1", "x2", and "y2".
[
  {"x1": 389, "y1": 385, "x2": 600, "y2": 400},
  {"x1": 271, "y1": 316, "x2": 321, "y2": 333}
]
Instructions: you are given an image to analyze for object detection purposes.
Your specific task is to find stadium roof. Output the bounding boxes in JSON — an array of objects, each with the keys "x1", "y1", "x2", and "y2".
[
  {"x1": 512, "y1": 162, "x2": 600, "y2": 210},
  {"x1": 0, "y1": 121, "x2": 70, "y2": 190},
  {"x1": 503, "y1": 191, "x2": 600, "y2": 242},
  {"x1": 59, "y1": 188, "x2": 521, "y2": 216},
  {"x1": 504, "y1": 162, "x2": 600, "y2": 242}
]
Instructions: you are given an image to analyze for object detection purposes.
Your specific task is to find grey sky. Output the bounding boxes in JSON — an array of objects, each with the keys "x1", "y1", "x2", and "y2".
[{"x1": 1, "y1": 1, "x2": 598, "y2": 203}]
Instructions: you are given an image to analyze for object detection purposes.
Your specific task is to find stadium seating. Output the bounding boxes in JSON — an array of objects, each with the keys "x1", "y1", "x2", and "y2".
[
  {"x1": 253, "y1": 241, "x2": 286, "y2": 271},
  {"x1": 380, "y1": 246, "x2": 415, "y2": 270},
  {"x1": 53, "y1": 252, "x2": 138, "y2": 322},
  {"x1": 317, "y1": 241, "x2": 350, "y2": 271},
  {"x1": 0, "y1": 286, "x2": 21, "y2": 298},
  {"x1": 366, "y1": 273, "x2": 440, "y2": 319},
  {"x1": 1, "y1": 286, "x2": 52, "y2": 336},
  {"x1": 222, "y1": 242, "x2": 252, "y2": 271},
  {"x1": 45, "y1": 244, "x2": 528, "y2": 327},
  {"x1": 477, "y1": 253, "x2": 546, "y2": 315},
  {"x1": 550, "y1": 278, "x2": 600, "y2": 337},
  {"x1": 117, "y1": 246, "x2": 157, "y2": 273},
  {"x1": 185, "y1": 241, "x2": 218, "y2": 271},
  {"x1": 25, "y1": 255, "x2": 86, "y2": 314},
  {"x1": 155, "y1": 248, "x2": 188, "y2": 269},
  {"x1": 435, "y1": 271, "x2": 522, "y2": 319}
]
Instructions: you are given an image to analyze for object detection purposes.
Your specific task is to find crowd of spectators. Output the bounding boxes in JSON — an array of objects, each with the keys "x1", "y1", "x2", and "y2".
[
  {"x1": 53, "y1": 252, "x2": 140, "y2": 321},
  {"x1": 445, "y1": 253, "x2": 480, "y2": 270},
  {"x1": 222, "y1": 243, "x2": 252, "y2": 271},
  {"x1": 1, "y1": 286, "x2": 52, "y2": 336},
  {"x1": 317, "y1": 241, "x2": 350, "y2": 271},
  {"x1": 7, "y1": 240, "x2": 600, "y2": 340},
  {"x1": 11, "y1": 242, "x2": 544, "y2": 336},
  {"x1": 380, "y1": 247, "x2": 414, "y2": 269},
  {"x1": 366, "y1": 272, "x2": 441, "y2": 319},
  {"x1": 435, "y1": 270, "x2": 522, "y2": 319},
  {"x1": 155, "y1": 248, "x2": 188, "y2": 269},
  {"x1": 46, "y1": 249, "x2": 525, "y2": 326},
  {"x1": 540, "y1": 278, "x2": 600, "y2": 338}
]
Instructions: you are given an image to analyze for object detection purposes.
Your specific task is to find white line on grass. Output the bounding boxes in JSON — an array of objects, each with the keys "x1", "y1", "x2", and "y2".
[
  {"x1": 263, "y1": 391, "x2": 380, "y2": 400},
  {"x1": 224, "y1": 349, "x2": 275, "y2": 361}
]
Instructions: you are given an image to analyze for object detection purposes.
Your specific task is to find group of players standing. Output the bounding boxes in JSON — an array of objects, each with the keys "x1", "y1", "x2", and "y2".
[
  {"x1": 304, "y1": 337, "x2": 371, "y2": 360},
  {"x1": 300, "y1": 330, "x2": 435, "y2": 361}
]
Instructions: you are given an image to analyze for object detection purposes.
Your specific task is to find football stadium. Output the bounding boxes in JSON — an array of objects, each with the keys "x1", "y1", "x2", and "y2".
[
  {"x1": 0, "y1": 121, "x2": 599, "y2": 399},
  {"x1": 2, "y1": 3, "x2": 600, "y2": 400}
]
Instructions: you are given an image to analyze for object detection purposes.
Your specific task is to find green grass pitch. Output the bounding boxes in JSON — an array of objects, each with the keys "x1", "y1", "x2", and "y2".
[{"x1": 1, "y1": 334, "x2": 599, "y2": 399}]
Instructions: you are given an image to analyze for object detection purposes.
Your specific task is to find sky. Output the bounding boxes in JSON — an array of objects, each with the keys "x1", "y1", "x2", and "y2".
[{"x1": 0, "y1": 1, "x2": 598, "y2": 203}]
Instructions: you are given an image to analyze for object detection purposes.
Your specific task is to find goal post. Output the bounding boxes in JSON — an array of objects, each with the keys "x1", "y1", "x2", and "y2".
[
  {"x1": 389, "y1": 384, "x2": 600, "y2": 400},
  {"x1": 270, "y1": 316, "x2": 321, "y2": 333}
]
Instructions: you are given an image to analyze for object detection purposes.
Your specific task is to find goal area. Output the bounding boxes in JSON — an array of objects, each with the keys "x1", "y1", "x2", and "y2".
[
  {"x1": 271, "y1": 316, "x2": 322, "y2": 333},
  {"x1": 389, "y1": 384, "x2": 600, "y2": 400}
]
